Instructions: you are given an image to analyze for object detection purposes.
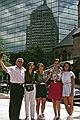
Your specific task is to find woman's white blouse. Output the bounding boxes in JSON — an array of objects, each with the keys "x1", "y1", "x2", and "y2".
[{"x1": 62, "y1": 71, "x2": 75, "y2": 84}]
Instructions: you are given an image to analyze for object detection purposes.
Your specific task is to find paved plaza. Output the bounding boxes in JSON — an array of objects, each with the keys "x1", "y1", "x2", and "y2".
[{"x1": 0, "y1": 98, "x2": 80, "y2": 120}]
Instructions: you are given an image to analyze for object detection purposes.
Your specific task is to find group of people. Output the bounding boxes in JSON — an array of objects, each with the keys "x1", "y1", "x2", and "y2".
[
  {"x1": 0, "y1": 57, "x2": 75, "y2": 120},
  {"x1": 46, "y1": 59, "x2": 75, "y2": 120}
]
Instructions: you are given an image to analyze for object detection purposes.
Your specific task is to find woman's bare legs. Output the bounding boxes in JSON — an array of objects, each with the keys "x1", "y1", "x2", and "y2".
[
  {"x1": 63, "y1": 96, "x2": 74, "y2": 115},
  {"x1": 56, "y1": 100, "x2": 61, "y2": 118},
  {"x1": 41, "y1": 98, "x2": 46, "y2": 114},
  {"x1": 52, "y1": 100, "x2": 57, "y2": 119},
  {"x1": 52, "y1": 100, "x2": 61, "y2": 119},
  {"x1": 36, "y1": 98, "x2": 40, "y2": 115}
]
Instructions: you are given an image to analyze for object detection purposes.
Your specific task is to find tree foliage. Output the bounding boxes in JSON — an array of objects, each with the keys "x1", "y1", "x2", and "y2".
[
  {"x1": 27, "y1": 46, "x2": 48, "y2": 66},
  {"x1": 0, "y1": 37, "x2": 11, "y2": 66},
  {"x1": 10, "y1": 46, "x2": 49, "y2": 68},
  {"x1": 0, "y1": 37, "x2": 11, "y2": 78}
]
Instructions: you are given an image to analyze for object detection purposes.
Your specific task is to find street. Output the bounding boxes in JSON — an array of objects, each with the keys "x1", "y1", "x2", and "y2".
[{"x1": 0, "y1": 98, "x2": 80, "y2": 120}]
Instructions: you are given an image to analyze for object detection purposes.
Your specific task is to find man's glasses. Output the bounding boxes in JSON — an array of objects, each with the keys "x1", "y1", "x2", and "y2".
[{"x1": 18, "y1": 60, "x2": 23, "y2": 63}]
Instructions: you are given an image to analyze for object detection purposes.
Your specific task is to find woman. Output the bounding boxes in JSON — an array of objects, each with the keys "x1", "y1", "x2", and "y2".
[
  {"x1": 35, "y1": 63, "x2": 47, "y2": 119},
  {"x1": 62, "y1": 62, "x2": 75, "y2": 120},
  {"x1": 46, "y1": 58, "x2": 62, "y2": 120},
  {"x1": 24, "y1": 62, "x2": 36, "y2": 120}
]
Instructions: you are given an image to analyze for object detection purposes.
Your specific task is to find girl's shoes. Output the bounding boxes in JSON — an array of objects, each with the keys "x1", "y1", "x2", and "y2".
[{"x1": 37, "y1": 114, "x2": 45, "y2": 119}]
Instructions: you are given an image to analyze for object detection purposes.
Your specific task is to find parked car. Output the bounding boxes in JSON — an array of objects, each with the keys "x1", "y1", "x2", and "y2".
[
  {"x1": 0, "y1": 81, "x2": 9, "y2": 93},
  {"x1": 74, "y1": 88, "x2": 80, "y2": 106}
]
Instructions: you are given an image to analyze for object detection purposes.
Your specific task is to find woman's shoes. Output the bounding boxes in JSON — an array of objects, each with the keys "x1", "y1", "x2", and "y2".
[
  {"x1": 37, "y1": 114, "x2": 45, "y2": 119},
  {"x1": 31, "y1": 118, "x2": 35, "y2": 120},
  {"x1": 56, "y1": 117, "x2": 60, "y2": 120},
  {"x1": 25, "y1": 117, "x2": 35, "y2": 120},
  {"x1": 25, "y1": 117, "x2": 29, "y2": 120},
  {"x1": 66, "y1": 115, "x2": 73, "y2": 120},
  {"x1": 53, "y1": 117, "x2": 57, "y2": 120},
  {"x1": 53, "y1": 117, "x2": 60, "y2": 120}
]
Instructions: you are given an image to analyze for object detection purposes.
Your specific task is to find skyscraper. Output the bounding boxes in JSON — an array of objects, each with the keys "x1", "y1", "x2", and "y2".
[{"x1": 26, "y1": 0, "x2": 58, "y2": 60}]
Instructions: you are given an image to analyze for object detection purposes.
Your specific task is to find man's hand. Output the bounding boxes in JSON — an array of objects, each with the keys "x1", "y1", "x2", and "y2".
[
  {"x1": 0, "y1": 53, "x2": 3, "y2": 59},
  {"x1": 0, "y1": 53, "x2": 3, "y2": 66}
]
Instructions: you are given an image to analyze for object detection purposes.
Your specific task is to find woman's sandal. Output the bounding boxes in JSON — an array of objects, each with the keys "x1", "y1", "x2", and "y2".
[
  {"x1": 56, "y1": 117, "x2": 60, "y2": 120},
  {"x1": 53, "y1": 117, "x2": 57, "y2": 120}
]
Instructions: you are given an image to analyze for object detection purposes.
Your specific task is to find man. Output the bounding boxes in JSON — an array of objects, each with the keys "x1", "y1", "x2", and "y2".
[{"x1": 0, "y1": 57, "x2": 26, "y2": 120}]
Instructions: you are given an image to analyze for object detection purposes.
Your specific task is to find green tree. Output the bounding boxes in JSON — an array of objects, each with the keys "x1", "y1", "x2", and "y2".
[
  {"x1": 0, "y1": 37, "x2": 11, "y2": 66},
  {"x1": 10, "y1": 46, "x2": 49, "y2": 68},
  {"x1": 27, "y1": 46, "x2": 48, "y2": 66},
  {"x1": 0, "y1": 37, "x2": 11, "y2": 80}
]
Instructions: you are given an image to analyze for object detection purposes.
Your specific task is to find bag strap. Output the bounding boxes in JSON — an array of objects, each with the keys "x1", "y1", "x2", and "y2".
[{"x1": 25, "y1": 71, "x2": 35, "y2": 85}]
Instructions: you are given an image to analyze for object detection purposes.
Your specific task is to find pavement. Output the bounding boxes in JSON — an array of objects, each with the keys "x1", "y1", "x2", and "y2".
[{"x1": 0, "y1": 93, "x2": 80, "y2": 120}]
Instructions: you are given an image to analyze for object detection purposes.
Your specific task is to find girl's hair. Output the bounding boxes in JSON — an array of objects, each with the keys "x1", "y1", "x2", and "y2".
[
  {"x1": 26, "y1": 62, "x2": 34, "y2": 72},
  {"x1": 63, "y1": 62, "x2": 71, "y2": 71},
  {"x1": 36, "y1": 63, "x2": 45, "y2": 72}
]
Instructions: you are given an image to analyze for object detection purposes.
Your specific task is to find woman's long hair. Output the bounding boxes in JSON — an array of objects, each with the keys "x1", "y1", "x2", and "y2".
[
  {"x1": 63, "y1": 62, "x2": 71, "y2": 71},
  {"x1": 26, "y1": 62, "x2": 34, "y2": 72}
]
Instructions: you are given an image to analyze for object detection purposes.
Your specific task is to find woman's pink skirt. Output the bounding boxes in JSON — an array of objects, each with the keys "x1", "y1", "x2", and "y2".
[{"x1": 48, "y1": 81, "x2": 62, "y2": 101}]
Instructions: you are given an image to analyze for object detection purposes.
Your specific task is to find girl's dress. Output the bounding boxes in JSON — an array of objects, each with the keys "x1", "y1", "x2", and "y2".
[{"x1": 62, "y1": 71, "x2": 75, "y2": 96}]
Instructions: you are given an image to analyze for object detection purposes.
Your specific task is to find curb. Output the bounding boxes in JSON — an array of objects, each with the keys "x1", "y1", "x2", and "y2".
[{"x1": 0, "y1": 93, "x2": 10, "y2": 99}]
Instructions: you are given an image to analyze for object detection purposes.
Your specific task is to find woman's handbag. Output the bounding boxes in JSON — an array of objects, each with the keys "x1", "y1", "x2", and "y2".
[{"x1": 25, "y1": 84, "x2": 34, "y2": 91}]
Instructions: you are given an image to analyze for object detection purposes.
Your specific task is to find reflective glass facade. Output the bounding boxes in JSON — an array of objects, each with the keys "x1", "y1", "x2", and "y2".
[
  {"x1": 0, "y1": 0, "x2": 78, "y2": 53},
  {"x1": 58, "y1": 0, "x2": 78, "y2": 42}
]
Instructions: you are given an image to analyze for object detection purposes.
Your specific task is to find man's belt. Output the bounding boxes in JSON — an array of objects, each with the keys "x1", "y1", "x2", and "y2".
[{"x1": 10, "y1": 82, "x2": 24, "y2": 86}]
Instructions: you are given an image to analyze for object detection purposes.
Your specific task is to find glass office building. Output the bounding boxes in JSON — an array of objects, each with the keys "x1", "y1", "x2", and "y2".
[{"x1": 0, "y1": 0, "x2": 78, "y2": 53}]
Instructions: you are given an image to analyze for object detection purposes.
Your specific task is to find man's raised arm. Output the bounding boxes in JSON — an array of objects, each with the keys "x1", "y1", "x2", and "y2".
[{"x1": 0, "y1": 56, "x2": 8, "y2": 72}]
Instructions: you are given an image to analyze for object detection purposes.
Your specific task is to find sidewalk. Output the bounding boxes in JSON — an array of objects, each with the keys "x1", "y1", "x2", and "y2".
[{"x1": 0, "y1": 98, "x2": 80, "y2": 120}]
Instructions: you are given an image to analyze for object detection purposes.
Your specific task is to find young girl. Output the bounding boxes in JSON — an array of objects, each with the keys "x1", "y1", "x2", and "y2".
[
  {"x1": 62, "y1": 62, "x2": 75, "y2": 120},
  {"x1": 35, "y1": 63, "x2": 47, "y2": 120}
]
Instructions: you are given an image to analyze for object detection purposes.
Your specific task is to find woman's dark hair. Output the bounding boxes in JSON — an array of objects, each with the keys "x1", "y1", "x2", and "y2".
[
  {"x1": 63, "y1": 62, "x2": 71, "y2": 71},
  {"x1": 26, "y1": 62, "x2": 34, "y2": 72}
]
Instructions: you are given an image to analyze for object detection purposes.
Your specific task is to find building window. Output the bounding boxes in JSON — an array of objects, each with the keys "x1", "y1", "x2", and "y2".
[{"x1": 62, "y1": 50, "x2": 67, "y2": 61}]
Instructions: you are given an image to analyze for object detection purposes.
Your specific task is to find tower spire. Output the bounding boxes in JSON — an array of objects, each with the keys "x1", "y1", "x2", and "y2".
[{"x1": 43, "y1": 0, "x2": 47, "y2": 5}]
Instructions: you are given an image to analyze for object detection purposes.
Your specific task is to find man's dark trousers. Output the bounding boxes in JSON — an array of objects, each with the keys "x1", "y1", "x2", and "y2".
[{"x1": 9, "y1": 83, "x2": 24, "y2": 120}]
